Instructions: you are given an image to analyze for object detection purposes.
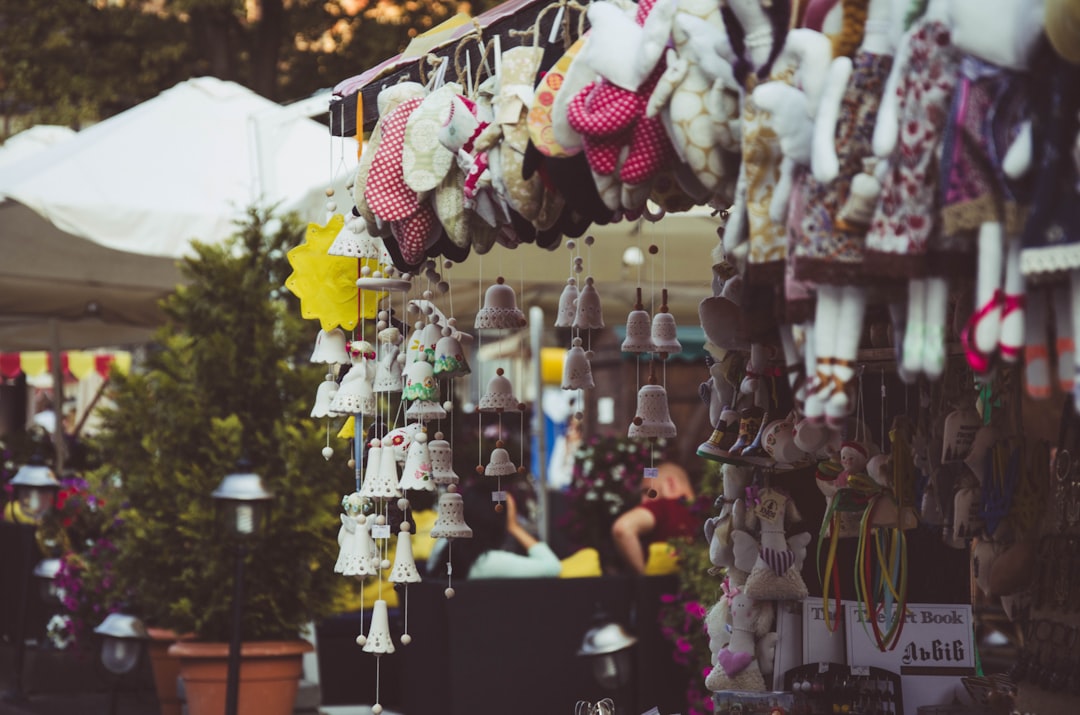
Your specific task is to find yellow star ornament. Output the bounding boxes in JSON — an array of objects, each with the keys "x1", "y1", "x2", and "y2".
[{"x1": 285, "y1": 215, "x2": 386, "y2": 330}]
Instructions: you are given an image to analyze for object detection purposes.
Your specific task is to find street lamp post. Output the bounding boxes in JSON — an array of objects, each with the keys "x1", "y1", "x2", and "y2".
[
  {"x1": 578, "y1": 616, "x2": 638, "y2": 715},
  {"x1": 94, "y1": 612, "x2": 149, "y2": 715},
  {"x1": 2, "y1": 457, "x2": 60, "y2": 704},
  {"x1": 212, "y1": 465, "x2": 273, "y2": 715}
]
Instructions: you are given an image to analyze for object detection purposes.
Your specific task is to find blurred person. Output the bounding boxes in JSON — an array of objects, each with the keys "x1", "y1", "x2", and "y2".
[{"x1": 610, "y1": 461, "x2": 699, "y2": 575}]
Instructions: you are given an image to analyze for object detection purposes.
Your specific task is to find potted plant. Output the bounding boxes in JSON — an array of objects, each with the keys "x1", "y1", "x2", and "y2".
[{"x1": 84, "y1": 209, "x2": 341, "y2": 715}]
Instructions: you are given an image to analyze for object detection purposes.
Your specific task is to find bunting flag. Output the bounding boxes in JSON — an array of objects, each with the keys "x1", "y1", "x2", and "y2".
[{"x1": 0, "y1": 351, "x2": 131, "y2": 380}]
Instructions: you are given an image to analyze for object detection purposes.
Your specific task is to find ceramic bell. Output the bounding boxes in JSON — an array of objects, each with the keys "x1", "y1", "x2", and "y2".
[
  {"x1": 621, "y1": 287, "x2": 656, "y2": 353},
  {"x1": 651, "y1": 289, "x2": 681, "y2": 355},
  {"x1": 562, "y1": 337, "x2": 595, "y2": 390},
  {"x1": 485, "y1": 444, "x2": 519, "y2": 477},
  {"x1": 388, "y1": 523, "x2": 422, "y2": 584},
  {"x1": 474, "y1": 277, "x2": 527, "y2": 330},
  {"x1": 554, "y1": 278, "x2": 579, "y2": 328},
  {"x1": 405, "y1": 399, "x2": 448, "y2": 421},
  {"x1": 428, "y1": 432, "x2": 461, "y2": 485},
  {"x1": 311, "y1": 328, "x2": 350, "y2": 365},
  {"x1": 418, "y1": 320, "x2": 443, "y2": 363},
  {"x1": 373, "y1": 341, "x2": 404, "y2": 393},
  {"x1": 360, "y1": 440, "x2": 402, "y2": 500},
  {"x1": 329, "y1": 346, "x2": 377, "y2": 416},
  {"x1": 363, "y1": 439, "x2": 382, "y2": 485},
  {"x1": 429, "y1": 484, "x2": 474, "y2": 539},
  {"x1": 363, "y1": 599, "x2": 396, "y2": 654},
  {"x1": 478, "y1": 368, "x2": 521, "y2": 412},
  {"x1": 328, "y1": 217, "x2": 382, "y2": 258},
  {"x1": 573, "y1": 276, "x2": 604, "y2": 330},
  {"x1": 398, "y1": 432, "x2": 435, "y2": 492},
  {"x1": 384, "y1": 422, "x2": 423, "y2": 464},
  {"x1": 433, "y1": 327, "x2": 470, "y2": 378},
  {"x1": 310, "y1": 374, "x2": 339, "y2": 419},
  {"x1": 403, "y1": 359, "x2": 439, "y2": 402},
  {"x1": 628, "y1": 381, "x2": 677, "y2": 440},
  {"x1": 335, "y1": 512, "x2": 379, "y2": 577}
]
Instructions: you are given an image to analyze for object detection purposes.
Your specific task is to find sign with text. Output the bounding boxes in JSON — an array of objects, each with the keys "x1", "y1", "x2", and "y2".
[
  {"x1": 845, "y1": 602, "x2": 974, "y2": 714},
  {"x1": 801, "y1": 600, "x2": 847, "y2": 667}
]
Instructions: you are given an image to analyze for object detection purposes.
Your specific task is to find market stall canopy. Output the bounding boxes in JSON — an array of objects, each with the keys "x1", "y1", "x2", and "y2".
[
  {"x1": 0, "y1": 77, "x2": 356, "y2": 351},
  {"x1": 330, "y1": 0, "x2": 558, "y2": 135}
]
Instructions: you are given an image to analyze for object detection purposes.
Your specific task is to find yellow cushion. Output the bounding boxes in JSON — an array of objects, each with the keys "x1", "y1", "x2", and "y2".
[
  {"x1": 644, "y1": 541, "x2": 680, "y2": 576},
  {"x1": 559, "y1": 547, "x2": 603, "y2": 578}
]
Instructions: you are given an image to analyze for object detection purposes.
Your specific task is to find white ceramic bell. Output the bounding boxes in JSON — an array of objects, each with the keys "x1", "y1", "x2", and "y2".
[
  {"x1": 485, "y1": 444, "x2": 519, "y2": 477},
  {"x1": 405, "y1": 399, "x2": 448, "y2": 422},
  {"x1": 621, "y1": 287, "x2": 656, "y2": 353},
  {"x1": 383, "y1": 423, "x2": 423, "y2": 464},
  {"x1": 360, "y1": 440, "x2": 402, "y2": 500},
  {"x1": 562, "y1": 337, "x2": 595, "y2": 390},
  {"x1": 388, "y1": 523, "x2": 422, "y2": 584},
  {"x1": 573, "y1": 276, "x2": 604, "y2": 330},
  {"x1": 373, "y1": 342, "x2": 404, "y2": 393},
  {"x1": 554, "y1": 278, "x2": 579, "y2": 328},
  {"x1": 403, "y1": 359, "x2": 439, "y2": 402},
  {"x1": 310, "y1": 374, "x2": 339, "y2": 419},
  {"x1": 433, "y1": 328, "x2": 470, "y2": 378},
  {"x1": 428, "y1": 432, "x2": 460, "y2": 485},
  {"x1": 628, "y1": 380, "x2": 677, "y2": 440},
  {"x1": 328, "y1": 217, "x2": 382, "y2": 258},
  {"x1": 362, "y1": 599, "x2": 396, "y2": 654},
  {"x1": 418, "y1": 320, "x2": 443, "y2": 362},
  {"x1": 329, "y1": 352, "x2": 377, "y2": 416},
  {"x1": 311, "y1": 328, "x2": 350, "y2": 365},
  {"x1": 429, "y1": 484, "x2": 473, "y2": 539},
  {"x1": 478, "y1": 368, "x2": 521, "y2": 412},
  {"x1": 650, "y1": 289, "x2": 682, "y2": 355},
  {"x1": 336, "y1": 513, "x2": 379, "y2": 577},
  {"x1": 398, "y1": 432, "x2": 435, "y2": 492},
  {"x1": 363, "y1": 439, "x2": 382, "y2": 486},
  {"x1": 474, "y1": 277, "x2": 526, "y2": 330}
]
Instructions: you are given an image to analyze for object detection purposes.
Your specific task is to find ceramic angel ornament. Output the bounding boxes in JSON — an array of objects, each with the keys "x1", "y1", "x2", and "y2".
[{"x1": 335, "y1": 493, "x2": 379, "y2": 577}]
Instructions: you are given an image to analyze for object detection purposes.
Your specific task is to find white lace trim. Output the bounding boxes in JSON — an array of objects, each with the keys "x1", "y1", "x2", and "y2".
[{"x1": 1020, "y1": 243, "x2": 1080, "y2": 278}]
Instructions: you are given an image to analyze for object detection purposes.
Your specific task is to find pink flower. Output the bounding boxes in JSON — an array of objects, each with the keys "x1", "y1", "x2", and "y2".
[
  {"x1": 659, "y1": 593, "x2": 677, "y2": 603},
  {"x1": 676, "y1": 638, "x2": 692, "y2": 653},
  {"x1": 684, "y1": 601, "x2": 706, "y2": 619}
]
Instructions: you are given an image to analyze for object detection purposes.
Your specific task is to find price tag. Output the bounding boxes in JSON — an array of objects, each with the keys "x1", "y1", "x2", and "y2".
[
  {"x1": 818, "y1": 662, "x2": 830, "y2": 674},
  {"x1": 851, "y1": 665, "x2": 870, "y2": 676},
  {"x1": 491, "y1": 490, "x2": 507, "y2": 502},
  {"x1": 644, "y1": 467, "x2": 659, "y2": 479},
  {"x1": 371, "y1": 524, "x2": 391, "y2": 539},
  {"x1": 447, "y1": 562, "x2": 452, "y2": 575}
]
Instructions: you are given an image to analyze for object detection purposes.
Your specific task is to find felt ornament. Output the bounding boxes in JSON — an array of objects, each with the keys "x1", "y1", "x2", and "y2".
[
  {"x1": 528, "y1": 35, "x2": 591, "y2": 158},
  {"x1": 401, "y1": 82, "x2": 463, "y2": 193},
  {"x1": 740, "y1": 487, "x2": 812, "y2": 601},
  {"x1": 645, "y1": 2, "x2": 742, "y2": 201},
  {"x1": 439, "y1": 94, "x2": 506, "y2": 230},
  {"x1": 565, "y1": 0, "x2": 678, "y2": 211}
]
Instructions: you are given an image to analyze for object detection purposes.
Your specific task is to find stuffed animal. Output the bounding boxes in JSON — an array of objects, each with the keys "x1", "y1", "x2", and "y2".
[
  {"x1": 705, "y1": 579, "x2": 775, "y2": 692},
  {"x1": 738, "y1": 487, "x2": 812, "y2": 601}
]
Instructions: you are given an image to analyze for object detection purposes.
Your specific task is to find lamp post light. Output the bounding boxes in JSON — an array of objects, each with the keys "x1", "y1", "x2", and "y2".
[
  {"x1": 94, "y1": 612, "x2": 149, "y2": 715},
  {"x1": 32, "y1": 557, "x2": 63, "y2": 604},
  {"x1": 1, "y1": 457, "x2": 60, "y2": 705},
  {"x1": 212, "y1": 465, "x2": 273, "y2": 715},
  {"x1": 578, "y1": 617, "x2": 638, "y2": 714}
]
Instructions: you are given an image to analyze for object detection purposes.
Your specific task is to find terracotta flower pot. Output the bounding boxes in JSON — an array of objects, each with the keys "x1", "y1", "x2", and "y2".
[
  {"x1": 168, "y1": 639, "x2": 314, "y2": 715},
  {"x1": 146, "y1": 628, "x2": 195, "y2": 715}
]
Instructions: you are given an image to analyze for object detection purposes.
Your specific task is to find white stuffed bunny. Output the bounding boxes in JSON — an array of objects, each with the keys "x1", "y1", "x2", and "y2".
[{"x1": 704, "y1": 580, "x2": 775, "y2": 692}]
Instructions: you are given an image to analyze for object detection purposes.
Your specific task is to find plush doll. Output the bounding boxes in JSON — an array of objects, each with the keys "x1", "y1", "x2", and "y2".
[
  {"x1": 940, "y1": 0, "x2": 1044, "y2": 374},
  {"x1": 863, "y1": 0, "x2": 957, "y2": 380},
  {"x1": 718, "y1": 0, "x2": 832, "y2": 282},
  {"x1": 789, "y1": 0, "x2": 898, "y2": 426},
  {"x1": 735, "y1": 487, "x2": 812, "y2": 601},
  {"x1": 565, "y1": 0, "x2": 678, "y2": 211},
  {"x1": 705, "y1": 580, "x2": 775, "y2": 692},
  {"x1": 704, "y1": 464, "x2": 754, "y2": 571}
]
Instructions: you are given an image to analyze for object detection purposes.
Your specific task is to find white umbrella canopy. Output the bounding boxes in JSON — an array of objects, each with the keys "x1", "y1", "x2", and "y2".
[{"x1": 0, "y1": 77, "x2": 356, "y2": 351}]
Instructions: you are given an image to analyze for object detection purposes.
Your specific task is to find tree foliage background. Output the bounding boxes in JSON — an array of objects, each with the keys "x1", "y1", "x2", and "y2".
[{"x1": 0, "y1": 0, "x2": 496, "y2": 139}]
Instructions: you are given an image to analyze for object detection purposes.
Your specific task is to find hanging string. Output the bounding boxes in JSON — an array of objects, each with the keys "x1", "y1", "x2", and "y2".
[{"x1": 880, "y1": 371, "x2": 887, "y2": 453}]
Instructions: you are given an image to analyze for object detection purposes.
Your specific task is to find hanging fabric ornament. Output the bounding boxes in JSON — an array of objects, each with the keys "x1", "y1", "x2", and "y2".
[
  {"x1": 554, "y1": 277, "x2": 579, "y2": 328},
  {"x1": 360, "y1": 440, "x2": 402, "y2": 500},
  {"x1": 310, "y1": 374, "x2": 338, "y2": 418},
  {"x1": 573, "y1": 276, "x2": 604, "y2": 330},
  {"x1": 398, "y1": 431, "x2": 435, "y2": 492},
  {"x1": 478, "y1": 368, "x2": 522, "y2": 412},
  {"x1": 650, "y1": 289, "x2": 682, "y2": 356},
  {"x1": 562, "y1": 337, "x2": 596, "y2": 390},
  {"x1": 621, "y1": 287, "x2": 657, "y2": 353},
  {"x1": 310, "y1": 328, "x2": 351, "y2": 365},
  {"x1": 474, "y1": 277, "x2": 527, "y2": 330},
  {"x1": 433, "y1": 327, "x2": 471, "y2": 378},
  {"x1": 428, "y1": 432, "x2": 461, "y2": 486}
]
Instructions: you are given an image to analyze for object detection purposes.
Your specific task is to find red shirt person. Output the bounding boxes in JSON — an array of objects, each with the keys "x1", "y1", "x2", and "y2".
[{"x1": 610, "y1": 462, "x2": 698, "y2": 574}]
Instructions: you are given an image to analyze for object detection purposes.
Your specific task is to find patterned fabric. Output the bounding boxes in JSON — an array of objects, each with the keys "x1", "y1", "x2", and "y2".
[
  {"x1": 864, "y1": 21, "x2": 960, "y2": 279},
  {"x1": 740, "y1": 76, "x2": 788, "y2": 281},
  {"x1": 528, "y1": 37, "x2": 587, "y2": 158},
  {"x1": 402, "y1": 83, "x2": 460, "y2": 193},
  {"x1": 760, "y1": 546, "x2": 796, "y2": 576},
  {"x1": 366, "y1": 97, "x2": 425, "y2": 222},
  {"x1": 939, "y1": 54, "x2": 1033, "y2": 238},
  {"x1": 793, "y1": 50, "x2": 893, "y2": 284},
  {"x1": 784, "y1": 176, "x2": 816, "y2": 323}
]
